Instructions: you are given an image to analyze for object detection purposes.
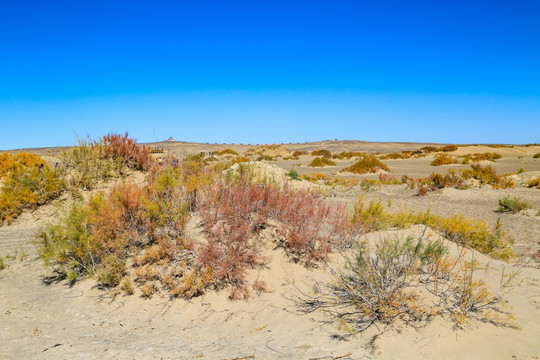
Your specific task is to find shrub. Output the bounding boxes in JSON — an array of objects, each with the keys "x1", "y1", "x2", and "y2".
[
  {"x1": 0, "y1": 156, "x2": 64, "y2": 225},
  {"x1": 311, "y1": 150, "x2": 332, "y2": 157},
  {"x1": 419, "y1": 146, "x2": 438, "y2": 153},
  {"x1": 431, "y1": 154, "x2": 460, "y2": 166},
  {"x1": 0, "y1": 152, "x2": 45, "y2": 178},
  {"x1": 379, "y1": 152, "x2": 410, "y2": 160},
  {"x1": 342, "y1": 155, "x2": 390, "y2": 174},
  {"x1": 438, "y1": 144, "x2": 458, "y2": 152},
  {"x1": 497, "y1": 196, "x2": 531, "y2": 214},
  {"x1": 292, "y1": 150, "x2": 308, "y2": 156},
  {"x1": 38, "y1": 160, "x2": 357, "y2": 300},
  {"x1": 460, "y1": 164, "x2": 500, "y2": 186},
  {"x1": 461, "y1": 152, "x2": 502, "y2": 164},
  {"x1": 528, "y1": 177, "x2": 540, "y2": 189},
  {"x1": 286, "y1": 169, "x2": 300, "y2": 180},
  {"x1": 214, "y1": 149, "x2": 239, "y2": 156},
  {"x1": 351, "y1": 197, "x2": 514, "y2": 260},
  {"x1": 533, "y1": 153, "x2": 540, "y2": 159},
  {"x1": 310, "y1": 157, "x2": 336, "y2": 167},
  {"x1": 332, "y1": 151, "x2": 367, "y2": 160},
  {"x1": 306, "y1": 234, "x2": 515, "y2": 333},
  {"x1": 103, "y1": 132, "x2": 153, "y2": 171}
]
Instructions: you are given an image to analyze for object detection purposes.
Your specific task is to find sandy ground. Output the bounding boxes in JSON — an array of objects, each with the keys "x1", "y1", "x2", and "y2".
[{"x1": 1, "y1": 141, "x2": 540, "y2": 359}]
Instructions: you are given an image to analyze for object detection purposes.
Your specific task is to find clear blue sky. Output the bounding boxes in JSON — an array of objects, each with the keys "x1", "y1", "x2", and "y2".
[{"x1": 1, "y1": 0, "x2": 539, "y2": 149}]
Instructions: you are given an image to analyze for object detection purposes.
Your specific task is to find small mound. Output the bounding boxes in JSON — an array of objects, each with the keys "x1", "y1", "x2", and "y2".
[
  {"x1": 506, "y1": 170, "x2": 540, "y2": 186},
  {"x1": 244, "y1": 144, "x2": 291, "y2": 157}
]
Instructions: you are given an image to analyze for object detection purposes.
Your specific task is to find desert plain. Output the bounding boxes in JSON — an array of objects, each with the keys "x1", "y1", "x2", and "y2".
[{"x1": 1, "y1": 139, "x2": 539, "y2": 359}]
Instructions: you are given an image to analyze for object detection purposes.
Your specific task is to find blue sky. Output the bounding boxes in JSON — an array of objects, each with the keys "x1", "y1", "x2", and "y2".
[{"x1": 1, "y1": 0, "x2": 539, "y2": 149}]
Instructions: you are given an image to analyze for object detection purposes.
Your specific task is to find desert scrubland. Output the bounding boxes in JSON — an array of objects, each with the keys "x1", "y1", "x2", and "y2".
[{"x1": 1, "y1": 134, "x2": 539, "y2": 359}]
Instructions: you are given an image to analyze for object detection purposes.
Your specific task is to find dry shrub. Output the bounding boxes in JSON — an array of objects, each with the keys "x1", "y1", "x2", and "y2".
[
  {"x1": 332, "y1": 151, "x2": 367, "y2": 159},
  {"x1": 311, "y1": 149, "x2": 332, "y2": 157},
  {"x1": 197, "y1": 179, "x2": 357, "y2": 298},
  {"x1": 438, "y1": 144, "x2": 458, "y2": 152},
  {"x1": 103, "y1": 132, "x2": 153, "y2": 171},
  {"x1": 497, "y1": 196, "x2": 531, "y2": 214},
  {"x1": 379, "y1": 152, "x2": 410, "y2": 160},
  {"x1": 305, "y1": 234, "x2": 517, "y2": 333},
  {"x1": 293, "y1": 150, "x2": 308, "y2": 156},
  {"x1": 351, "y1": 197, "x2": 513, "y2": 261},
  {"x1": 431, "y1": 153, "x2": 460, "y2": 166},
  {"x1": 38, "y1": 159, "x2": 356, "y2": 299},
  {"x1": 310, "y1": 157, "x2": 336, "y2": 167},
  {"x1": 0, "y1": 154, "x2": 64, "y2": 225},
  {"x1": 214, "y1": 149, "x2": 239, "y2": 156},
  {"x1": 419, "y1": 146, "x2": 438, "y2": 153},
  {"x1": 342, "y1": 155, "x2": 390, "y2": 174},
  {"x1": 528, "y1": 177, "x2": 540, "y2": 189},
  {"x1": 461, "y1": 152, "x2": 502, "y2": 164}
]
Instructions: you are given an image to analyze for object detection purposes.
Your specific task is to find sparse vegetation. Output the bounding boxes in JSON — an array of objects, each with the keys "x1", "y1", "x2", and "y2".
[
  {"x1": 461, "y1": 152, "x2": 502, "y2": 164},
  {"x1": 352, "y1": 197, "x2": 514, "y2": 260},
  {"x1": 528, "y1": 177, "x2": 540, "y2": 189},
  {"x1": 342, "y1": 155, "x2": 390, "y2": 174},
  {"x1": 310, "y1": 157, "x2": 336, "y2": 167},
  {"x1": 497, "y1": 196, "x2": 531, "y2": 214},
  {"x1": 214, "y1": 149, "x2": 239, "y2": 156},
  {"x1": 37, "y1": 159, "x2": 357, "y2": 299},
  {"x1": 0, "y1": 152, "x2": 64, "y2": 225},
  {"x1": 431, "y1": 154, "x2": 460, "y2": 166},
  {"x1": 532, "y1": 153, "x2": 540, "y2": 158},
  {"x1": 311, "y1": 149, "x2": 332, "y2": 157},
  {"x1": 305, "y1": 233, "x2": 516, "y2": 333}
]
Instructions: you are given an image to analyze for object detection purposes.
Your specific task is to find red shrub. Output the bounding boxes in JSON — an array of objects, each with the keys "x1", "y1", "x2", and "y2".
[{"x1": 103, "y1": 132, "x2": 153, "y2": 170}]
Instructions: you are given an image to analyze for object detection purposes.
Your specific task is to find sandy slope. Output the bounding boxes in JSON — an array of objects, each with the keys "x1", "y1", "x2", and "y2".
[{"x1": 1, "y1": 142, "x2": 540, "y2": 359}]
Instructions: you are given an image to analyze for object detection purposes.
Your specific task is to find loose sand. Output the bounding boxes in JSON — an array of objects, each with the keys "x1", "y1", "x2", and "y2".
[{"x1": 1, "y1": 141, "x2": 539, "y2": 359}]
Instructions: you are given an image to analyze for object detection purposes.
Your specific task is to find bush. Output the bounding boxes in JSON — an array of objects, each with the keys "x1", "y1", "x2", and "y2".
[
  {"x1": 331, "y1": 151, "x2": 367, "y2": 159},
  {"x1": 461, "y1": 152, "x2": 502, "y2": 164},
  {"x1": 342, "y1": 155, "x2": 390, "y2": 174},
  {"x1": 307, "y1": 234, "x2": 515, "y2": 332},
  {"x1": 351, "y1": 197, "x2": 514, "y2": 260},
  {"x1": 38, "y1": 161, "x2": 357, "y2": 299},
  {"x1": 310, "y1": 157, "x2": 336, "y2": 167},
  {"x1": 0, "y1": 154, "x2": 64, "y2": 225},
  {"x1": 533, "y1": 153, "x2": 540, "y2": 159},
  {"x1": 438, "y1": 144, "x2": 458, "y2": 152},
  {"x1": 419, "y1": 146, "x2": 438, "y2": 153},
  {"x1": 103, "y1": 132, "x2": 153, "y2": 171},
  {"x1": 460, "y1": 164, "x2": 501, "y2": 186},
  {"x1": 497, "y1": 196, "x2": 531, "y2": 214},
  {"x1": 431, "y1": 154, "x2": 460, "y2": 166},
  {"x1": 214, "y1": 149, "x2": 239, "y2": 156},
  {"x1": 528, "y1": 177, "x2": 540, "y2": 189},
  {"x1": 311, "y1": 150, "x2": 332, "y2": 157},
  {"x1": 286, "y1": 169, "x2": 300, "y2": 180},
  {"x1": 292, "y1": 150, "x2": 308, "y2": 156},
  {"x1": 379, "y1": 152, "x2": 410, "y2": 160}
]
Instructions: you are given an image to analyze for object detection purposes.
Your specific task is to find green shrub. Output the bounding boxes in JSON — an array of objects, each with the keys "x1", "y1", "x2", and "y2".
[
  {"x1": 286, "y1": 169, "x2": 300, "y2": 180},
  {"x1": 533, "y1": 153, "x2": 540, "y2": 159},
  {"x1": 310, "y1": 157, "x2": 336, "y2": 167},
  {"x1": 497, "y1": 196, "x2": 531, "y2": 214},
  {"x1": 351, "y1": 197, "x2": 514, "y2": 261},
  {"x1": 342, "y1": 155, "x2": 390, "y2": 174}
]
